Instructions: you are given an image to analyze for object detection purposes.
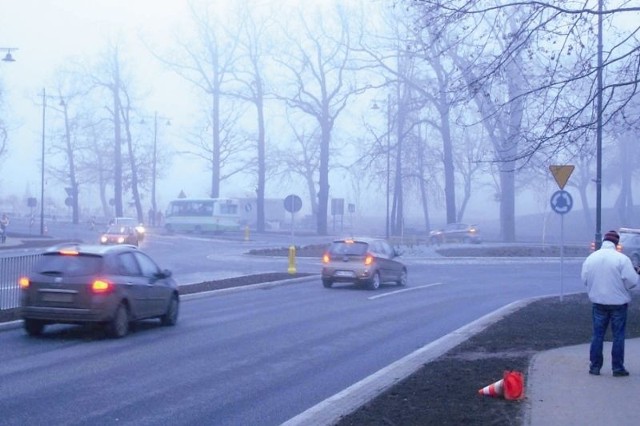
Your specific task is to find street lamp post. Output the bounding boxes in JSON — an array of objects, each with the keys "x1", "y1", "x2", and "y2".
[
  {"x1": 152, "y1": 112, "x2": 158, "y2": 226},
  {"x1": 40, "y1": 88, "x2": 46, "y2": 236},
  {"x1": 1, "y1": 47, "x2": 18, "y2": 62},
  {"x1": 594, "y1": 0, "x2": 603, "y2": 249},
  {"x1": 385, "y1": 94, "x2": 391, "y2": 240},
  {"x1": 147, "y1": 112, "x2": 170, "y2": 227}
]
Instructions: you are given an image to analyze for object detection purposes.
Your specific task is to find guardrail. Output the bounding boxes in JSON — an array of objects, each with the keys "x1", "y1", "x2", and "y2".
[{"x1": 0, "y1": 254, "x2": 41, "y2": 310}]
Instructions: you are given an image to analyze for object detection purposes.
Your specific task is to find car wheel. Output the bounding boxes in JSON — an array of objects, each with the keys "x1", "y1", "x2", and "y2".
[
  {"x1": 160, "y1": 294, "x2": 179, "y2": 326},
  {"x1": 397, "y1": 268, "x2": 408, "y2": 286},
  {"x1": 322, "y1": 279, "x2": 333, "y2": 288},
  {"x1": 24, "y1": 319, "x2": 45, "y2": 336},
  {"x1": 368, "y1": 272, "x2": 381, "y2": 290},
  {"x1": 106, "y1": 303, "x2": 129, "y2": 338}
]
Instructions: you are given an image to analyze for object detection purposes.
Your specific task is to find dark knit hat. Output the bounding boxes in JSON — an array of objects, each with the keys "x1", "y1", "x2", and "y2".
[{"x1": 603, "y1": 230, "x2": 620, "y2": 245}]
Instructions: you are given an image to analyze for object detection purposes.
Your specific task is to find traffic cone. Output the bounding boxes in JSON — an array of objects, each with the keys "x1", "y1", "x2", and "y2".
[
  {"x1": 478, "y1": 378, "x2": 504, "y2": 397},
  {"x1": 478, "y1": 371, "x2": 525, "y2": 400},
  {"x1": 503, "y1": 371, "x2": 525, "y2": 400}
]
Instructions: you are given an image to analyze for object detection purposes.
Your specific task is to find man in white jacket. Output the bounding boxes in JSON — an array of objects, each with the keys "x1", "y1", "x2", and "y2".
[{"x1": 582, "y1": 229, "x2": 640, "y2": 376}]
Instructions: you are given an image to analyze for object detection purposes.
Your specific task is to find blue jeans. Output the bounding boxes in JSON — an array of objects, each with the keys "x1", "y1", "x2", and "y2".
[{"x1": 590, "y1": 303, "x2": 628, "y2": 372}]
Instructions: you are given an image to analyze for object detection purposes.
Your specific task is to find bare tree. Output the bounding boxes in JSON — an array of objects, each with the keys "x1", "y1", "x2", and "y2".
[
  {"x1": 271, "y1": 121, "x2": 321, "y2": 217},
  {"x1": 229, "y1": 3, "x2": 273, "y2": 232},
  {"x1": 274, "y1": 5, "x2": 366, "y2": 235},
  {"x1": 41, "y1": 71, "x2": 87, "y2": 224},
  {"x1": 153, "y1": 1, "x2": 244, "y2": 199},
  {"x1": 410, "y1": 1, "x2": 640, "y2": 240}
]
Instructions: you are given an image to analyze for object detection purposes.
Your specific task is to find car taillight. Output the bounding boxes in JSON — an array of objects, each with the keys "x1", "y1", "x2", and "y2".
[
  {"x1": 322, "y1": 253, "x2": 330, "y2": 263},
  {"x1": 590, "y1": 241, "x2": 623, "y2": 252},
  {"x1": 364, "y1": 253, "x2": 374, "y2": 266},
  {"x1": 91, "y1": 279, "x2": 113, "y2": 294},
  {"x1": 19, "y1": 277, "x2": 30, "y2": 289},
  {"x1": 59, "y1": 249, "x2": 79, "y2": 255}
]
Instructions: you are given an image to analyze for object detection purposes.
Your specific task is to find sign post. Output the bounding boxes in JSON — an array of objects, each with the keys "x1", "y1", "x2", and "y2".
[{"x1": 549, "y1": 165, "x2": 574, "y2": 301}]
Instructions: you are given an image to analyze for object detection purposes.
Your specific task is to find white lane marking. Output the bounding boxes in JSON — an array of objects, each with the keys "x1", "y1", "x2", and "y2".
[{"x1": 368, "y1": 282, "x2": 443, "y2": 300}]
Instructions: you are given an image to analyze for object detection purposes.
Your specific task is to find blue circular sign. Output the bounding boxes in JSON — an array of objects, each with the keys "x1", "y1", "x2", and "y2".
[
  {"x1": 283, "y1": 194, "x2": 302, "y2": 213},
  {"x1": 550, "y1": 190, "x2": 573, "y2": 215}
]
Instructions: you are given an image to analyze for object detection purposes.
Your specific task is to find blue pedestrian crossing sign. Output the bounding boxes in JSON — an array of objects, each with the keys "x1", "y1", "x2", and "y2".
[{"x1": 550, "y1": 190, "x2": 573, "y2": 215}]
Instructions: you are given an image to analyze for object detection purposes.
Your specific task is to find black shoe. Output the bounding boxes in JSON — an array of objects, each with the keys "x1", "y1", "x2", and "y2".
[
  {"x1": 613, "y1": 369, "x2": 630, "y2": 377},
  {"x1": 589, "y1": 368, "x2": 600, "y2": 376}
]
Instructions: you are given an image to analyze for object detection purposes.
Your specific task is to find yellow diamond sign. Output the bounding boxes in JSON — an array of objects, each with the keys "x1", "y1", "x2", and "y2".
[{"x1": 549, "y1": 165, "x2": 574, "y2": 190}]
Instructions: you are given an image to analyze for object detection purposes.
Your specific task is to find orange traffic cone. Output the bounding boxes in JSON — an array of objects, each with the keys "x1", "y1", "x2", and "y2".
[
  {"x1": 503, "y1": 371, "x2": 525, "y2": 400},
  {"x1": 478, "y1": 378, "x2": 504, "y2": 397},
  {"x1": 478, "y1": 371, "x2": 525, "y2": 400}
]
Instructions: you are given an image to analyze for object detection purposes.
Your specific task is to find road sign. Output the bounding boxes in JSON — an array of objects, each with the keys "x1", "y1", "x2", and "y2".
[
  {"x1": 549, "y1": 165, "x2": 574, "y2": 189},
  {"x1": 283, "y1": 194, "x2": 302, "y2": 213},
  {"x1": 550, "y1": 190, "x2": 573, "y2": 215}
]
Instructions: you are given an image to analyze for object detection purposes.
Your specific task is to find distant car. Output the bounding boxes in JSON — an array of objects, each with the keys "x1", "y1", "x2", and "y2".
[
  {"x1": 429, "y1": 223, "x2": 481, "y2": 245},
  {"x1": 19, "y1": 243, "x2": 179, "y2": 338},
  {"x1": 321, "y1": 237, "x2": 407, "y2": 290},
  {"x1": 589, "y1": 229, "x2": 630, "y2": 255},
  {"x1": 101, "y1": 225, "x2": 139, "y2": 246},
  {"x1": 619, "y1": 228, "x2": 640, "y2": 268},
  {"x1": 110, "y1": 217, "x2": 146, "y2": 241}
]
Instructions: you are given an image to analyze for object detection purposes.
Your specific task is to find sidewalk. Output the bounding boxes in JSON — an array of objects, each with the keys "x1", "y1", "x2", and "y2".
[{"x1": 526, "y1": 338, "x2": 640, "y2": 425}]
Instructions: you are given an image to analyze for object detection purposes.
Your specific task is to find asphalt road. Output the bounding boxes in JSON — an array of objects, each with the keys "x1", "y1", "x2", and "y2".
[{"x1": 0, "y1": 250, "x2": 585, "y2": 425}]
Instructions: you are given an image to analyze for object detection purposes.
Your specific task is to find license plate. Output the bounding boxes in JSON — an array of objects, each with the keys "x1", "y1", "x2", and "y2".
[
  {"x1": 335, "y1": 270, "x2": 356, "y2": 278},
  {"x1": 41, "y1": 292, "x2": 74, "y2": 303}
]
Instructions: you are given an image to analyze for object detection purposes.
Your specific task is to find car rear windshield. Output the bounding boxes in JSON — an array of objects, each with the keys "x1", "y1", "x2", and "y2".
[
  {"x1": 329, "y1": 241, "x2": 368, "y2": 256},
  {"x1": 33, "y1": 253, "x2": 103, "y2": 276}
]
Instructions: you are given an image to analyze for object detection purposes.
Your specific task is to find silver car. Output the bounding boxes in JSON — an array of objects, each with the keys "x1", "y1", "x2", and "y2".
[
  {"x1": 321, "y1": 237, "x2": 407, "y2": 290},
  {"x1": 619, "y1": 228, "x2": 640, "y2": 268}
]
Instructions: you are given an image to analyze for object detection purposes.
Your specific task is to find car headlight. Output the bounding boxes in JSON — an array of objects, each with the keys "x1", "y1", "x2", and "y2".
[
  {"x1": 135, "y1": 225, "x2": 145, "y2": 234},
  {"x1": 100, "y1": 236, "x2": 107, "y2": 243}
]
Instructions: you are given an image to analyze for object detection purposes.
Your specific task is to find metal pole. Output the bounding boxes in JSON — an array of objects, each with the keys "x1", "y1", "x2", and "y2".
[
  {"x1": 40, "y1": 88, "x2": 46, "y2": 236},
  {"x1": 152, "y1": 112, "x2": 158, "y2": 226},
  {"x1": 386, "y1": 94, "x2": 390, "y2": 240},
  {"x1": 560, "y1": 214, "x2": 565, "y2": 302},
  {"x1": 594, "y1": 0, "x2": 603, "y2": 249}
]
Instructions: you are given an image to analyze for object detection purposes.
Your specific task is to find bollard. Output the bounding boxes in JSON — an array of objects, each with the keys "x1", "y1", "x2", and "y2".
[
  {"x1": 288, "y1": 245, "x2": 297, "y2": 275},
  {"x1": 244, "y1": 225, "x2": 250, "y2": 241}
]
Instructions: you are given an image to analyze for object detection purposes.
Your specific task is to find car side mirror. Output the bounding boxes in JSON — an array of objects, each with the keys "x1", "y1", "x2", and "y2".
[{"x1": 151, "y1": 269, "x2": 172, "y2": 282}]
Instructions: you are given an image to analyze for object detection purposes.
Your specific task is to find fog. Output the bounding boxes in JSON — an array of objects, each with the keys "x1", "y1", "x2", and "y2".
[{"x1": 0, "y1": 1, "x2": 638, "y2": 240}]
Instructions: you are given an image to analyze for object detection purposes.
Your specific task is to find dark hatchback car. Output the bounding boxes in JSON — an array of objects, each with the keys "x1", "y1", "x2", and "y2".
[
  {"x1": 19, "y1": 243, "x2": 179, "y2": 338},
  {"x1": 429, "y1": 223, "x2": 481, "y2": 245},
  {"x1": 321, "y1": 237, "x2": 407, "y2": 290},
  {"x1": 100, "y1": 225, "x2": 139, "y2": 246}
]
